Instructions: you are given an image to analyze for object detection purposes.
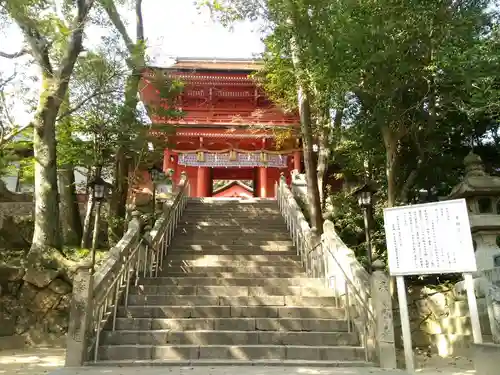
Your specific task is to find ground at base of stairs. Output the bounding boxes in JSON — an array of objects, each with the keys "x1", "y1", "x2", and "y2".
[{"x1": 49, "y1": 365, "x2": 469, "y2": 375}]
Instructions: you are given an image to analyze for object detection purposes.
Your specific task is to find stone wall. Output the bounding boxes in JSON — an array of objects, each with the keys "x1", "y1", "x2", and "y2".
[
  {"x1": 0, "y1": 202, "x2": 33, "y2": 227},
  {"x1": 0, "y1": 202, "x2": 88, "y2": 227},
  {"x1": 393, "y1": 285, "x2": 491, "y2": 356},
  {"x1": 0, "y1": 264, "x2": 71, "y2": 349}
]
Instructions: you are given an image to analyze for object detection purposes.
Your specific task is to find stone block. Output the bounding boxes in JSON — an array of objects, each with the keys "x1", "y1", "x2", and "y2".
[
  {"x1": 114, "y1": 318, "x2": 152, "y2": 330},
  {"x1": 220, "y1": 296, "x2": 286, "y2": 306},
  {"x1": 190, "y1": 306, "x2": 231, "y2": 318},
  {"x1": 168, "y1": 331, "x2": 258, "y2": 345},
  {"x1": 44, "y1": 310, "x2": 69, "y2": 333},
  {"x1": 128, "y1": 295, "x2": 219, "y2": 306},
  {"x1": 285, "y1": 296, "x2": 337, "y2": 306},
  {"x1": 152, "y1": 345, "x2": 199, "y2": 360},
  {"x1": 48, "y1": 279, "x2": 72, "y2": 295},
  {"x1": 321, "y1": 346, "x2": 364, "y2": 361},
  {"x1": 23, "y1": 267, "x2": 59, "y2": 289},
  {"x1": 255, "y1": 318, "x2": 347, "y2": 332},
  {"x1": 230, "y1": 306, "x2": 278, "y2": 318},
  {"x1": 277, "y1": 306, "x2": 344, "y2": 319},
  {"x1": 257, "y1": 331, "x2": 357, "y2": 346},
  {"x1": 214, "y1": 318, "x2": 255, "y2": 331},
  {"x1": 99, "y1": 345, "x2": 152, "y2": 360},
  {"x1": 474, "y1": 343, "x2": 500, "y2": 375},
  {"x1": 152, "y1": 318, "x2": 212, "y2": 330},
  {"x1": 0, "y1": 265, "x2": 25, "y2": 282},
  {"x1": 31, "y1": 288, "x2": 61, "y2": 313},
  {"x1": 199, "y1": 345, "x2": 286, "y2": 360},
  {"x1": 101, "y1": 331, "x2": 139, "y2": 345},
  {"x1": 198, "y1": 286, "x2": 249, "y2": 296},
  {"x1": 286, "y1": 346, "x2": 321, "y2": 360},
  {"x1": 0, "y1": 315, "x2": 15, "y2": 336}
]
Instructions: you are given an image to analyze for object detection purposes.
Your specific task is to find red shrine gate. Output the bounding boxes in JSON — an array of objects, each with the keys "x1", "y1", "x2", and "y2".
[{"x1": 139, "y1": 58, "x2": 301, "y2": 198}]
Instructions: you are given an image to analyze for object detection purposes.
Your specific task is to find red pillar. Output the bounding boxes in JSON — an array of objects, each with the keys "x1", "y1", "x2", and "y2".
[
  {"x1": 197, "y1": 167, "x2": 211, "y2": 197},
  {"x1": 293, "y1": 150, "x2": 302, "y2": 172},
  {"x1": 258, "y1": 167, "x2": 268, "y2": 198}
]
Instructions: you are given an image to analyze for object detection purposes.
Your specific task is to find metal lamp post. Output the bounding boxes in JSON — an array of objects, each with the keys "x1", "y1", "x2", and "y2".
[
  {"x1": 352, "y1": 182, "x2": 378, "y2": 274},
  {"x1": 149, "y1": 166, "x2": 166, "y2": 224},
  {"x1": 88, "y1": 175, "x2": 108, "y2": 275}
]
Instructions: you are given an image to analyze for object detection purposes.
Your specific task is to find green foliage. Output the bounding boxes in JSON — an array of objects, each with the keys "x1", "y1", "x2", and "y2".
[{"x1": 202, "y1": 0, "x2": 500, "y2": 278}]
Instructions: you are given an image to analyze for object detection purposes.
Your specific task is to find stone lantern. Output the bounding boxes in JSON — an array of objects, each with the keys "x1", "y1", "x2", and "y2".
[{"x1": 448, "y1": 151, "x2": 500, "y2": 272}]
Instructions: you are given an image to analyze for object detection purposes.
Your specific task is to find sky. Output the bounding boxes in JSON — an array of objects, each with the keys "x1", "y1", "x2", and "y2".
[{"x1": 0, "y1": 0, "x2": 265, "y2": 125}]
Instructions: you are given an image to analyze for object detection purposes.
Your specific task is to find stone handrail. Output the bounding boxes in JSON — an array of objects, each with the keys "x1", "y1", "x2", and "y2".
[
  {"x1": 276, "y1": 175, "x2": 396, "y2": 368},
  {"x1": 65, "y1": 173, "x2": 190, "y2": 366}
]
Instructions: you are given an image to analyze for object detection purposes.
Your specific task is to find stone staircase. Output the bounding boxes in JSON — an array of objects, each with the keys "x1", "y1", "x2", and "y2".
[{"x1": 97, "y1": 198, "x2": 369, "y2": 366}]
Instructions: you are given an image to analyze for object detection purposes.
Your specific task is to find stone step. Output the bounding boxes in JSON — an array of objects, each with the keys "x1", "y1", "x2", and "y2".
[
  {"x1": 174, "y1": 232, "x2": 291, "y2": 240},
  {"x1": 186, "y1": 200, "x2": 277, "y2": 204},
  {"x1": 180, "y1": 214, "x2": 285, "y2": 220},
  {"x1": 183, "y1": 204, "x2": 279, "y2": 209},
  {"x1": 157, "y1": 271, "x2": 305, "y2": 278},
  {"x1": 163, "y1": 260, "x2": 301, "y2": 267},
  {"x1": 88, "y1": 359, "x2": 372, "y2": 367},
  {"x1": 175, "y1": 229, "x2": 290, "y2": 235},
  {"x1": 98, "y1": 344, "x2": 365, "y2": 361},
  {"x1": 167, "y1": 245, "x2": 296, "y2": 253},
  {"x1": 160, "y1": 265, "x2": 303, "y2": 274},
  {"x1": 177, "y1": 223, "x2": 288, "y2": 229},
  {"x1": 100, "y1": 330, "x2": 359, "y2": 346},
  {"x1": 172, "y1": 238, "x2": 293, "y2": 244},
  {"x1": 126, "y1": 295, "x2": 338, "y2": 307},
  {"x1": 170, "y1": 239, "x2": 293, "y2": 246},
  {"x1": 130, "y1": 285, "x2": 335, "y2": 297},
  {"x1": 181, "y1": 210, "x2": 280, "y2": 215},
  {"x1": 137, "y1": 277, "x2": 320, "y2": 288},
  {"x1": 164, "y1": 254, "x2": 300, "y2": 262},
  {"x1": 117, "y1": 305, "x2": 346, "y2": 319},
  {"x1": 109, "y1": 317, "x2": 349, "y2": 332},
  {"x1": 179, "y1": 219, "x2": 283, "y2": 224}
]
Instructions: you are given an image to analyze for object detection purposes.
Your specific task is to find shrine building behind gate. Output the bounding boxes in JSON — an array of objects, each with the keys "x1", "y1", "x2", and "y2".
[{"x1": 139, "y1": 58, "x2": 302, "y2": 198}]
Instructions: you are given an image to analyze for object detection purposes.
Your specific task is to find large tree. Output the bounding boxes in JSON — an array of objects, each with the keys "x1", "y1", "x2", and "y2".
[{"x1": 0, "y1": 0, "x2": 96, "y2": 283}]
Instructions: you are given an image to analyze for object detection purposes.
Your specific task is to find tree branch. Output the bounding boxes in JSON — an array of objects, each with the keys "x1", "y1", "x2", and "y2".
[
  {"x1": 56, "y1": 88, "x2": 119, "y2": 121},
  {"x1": 56, "y1": 0, "x2": 96, "y2": 99},
  {"x1": 0, "y1": 123, "x2": 34, "y2": 147},
  {"x1": 101, "y1": 0, "x2": 135, "y2": 55},
  {"x1": 14, "y1": 21, "x2": 53, "y2": 75},
  {"x1": 136, "y1": 0, "x2": 144, "y2": 43},
  {"x1": 0, "y1": 48, "x2": 29, "y2": 59}
]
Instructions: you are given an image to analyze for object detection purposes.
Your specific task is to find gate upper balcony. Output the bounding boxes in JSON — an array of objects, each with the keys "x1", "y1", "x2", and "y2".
[{"x1": 139, "y1": 57, "x2": 299, "y2": 127}]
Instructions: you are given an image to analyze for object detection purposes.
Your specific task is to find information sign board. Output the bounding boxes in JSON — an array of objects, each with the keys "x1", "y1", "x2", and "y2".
[{"x1": 383, "y1": 198, "x2": 476, "y2": 276}]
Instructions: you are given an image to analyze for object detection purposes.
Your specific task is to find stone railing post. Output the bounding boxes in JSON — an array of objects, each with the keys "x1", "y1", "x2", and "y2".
[
  {"x1": 65, "y1": 263, "x2": 93, "y2": 366},
  {"x1": 370, "y1": 259, "x2": 397, "y2": 368},
  {"x1": 483, "y1": 268, "x2": 500, "y2": 343}
]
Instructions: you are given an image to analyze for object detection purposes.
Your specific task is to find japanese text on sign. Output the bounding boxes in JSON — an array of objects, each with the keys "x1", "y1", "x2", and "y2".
[{"x1": 383, "y1": 199, "x2": 477, "y2": 276}]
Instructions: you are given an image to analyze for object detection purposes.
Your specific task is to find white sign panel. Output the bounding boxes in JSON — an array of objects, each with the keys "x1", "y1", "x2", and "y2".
[
  {"x1": 156, "y1": 183, "x2": 172, "y2": 195},
  {"x1": 383, "y1": 198, "x2": 477, "y2": 276}
]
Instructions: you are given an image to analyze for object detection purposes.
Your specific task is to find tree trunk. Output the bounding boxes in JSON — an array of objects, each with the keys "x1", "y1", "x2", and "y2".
[
  {"x1": 108, "y1": 70, "x2": 141, "y2": 243},
  {"x1": 296, "y1": 85, "x2": 324, "y2": 233},
  {"x1": 108, "y1": 147, "x2": 129, "y2": 244},
  {"x1": 81, "y1": 193, "x2": 95, "y2": 249},
  {"x1": 102, "y1": 1, "x2": 145, "y2": 244},
  {"x1": 58, "y1": 165, "x2": 83, "y2": 246},
  {"x1": 31, "y1": 76, "x2": 63, "y2": 252},
  {"x1": 316, "y1": 108, "x2": 338, "y2": 207},
  {"x1": 381, "y1": 125, "x2": 398, "y2": 208}
]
